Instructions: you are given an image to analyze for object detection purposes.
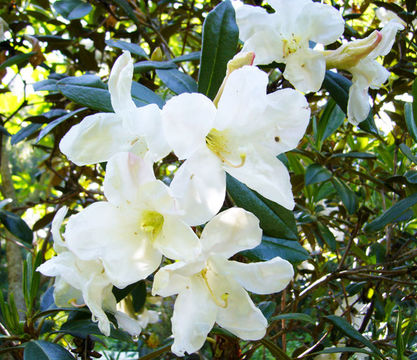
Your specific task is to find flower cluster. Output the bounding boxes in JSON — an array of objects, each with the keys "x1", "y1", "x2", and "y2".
[{"x1": 38, "y1": 0, "x2": 403, "y2": 356}]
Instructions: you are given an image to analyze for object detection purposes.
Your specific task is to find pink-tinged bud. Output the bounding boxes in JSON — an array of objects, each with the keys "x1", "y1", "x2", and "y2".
[{"x1": 323, "y1": 30, "x2": 383, "y2": 70}]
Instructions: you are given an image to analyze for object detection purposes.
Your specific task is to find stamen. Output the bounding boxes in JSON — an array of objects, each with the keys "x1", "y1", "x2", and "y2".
[
  {"x1": 221, "y1": 153, "x2": 246, "y2": 168},
  {"x1": 205, "y1": 129, "x2": 246, "y2": 168},
  {"x1": 69, "y1": 299, "x2": 86, "y2": 308},
  {"x1": 140, "y1": 210, "x2": 164, "y2": 239},
  {"x1": 200, "y1": 269, "x2": 228, "y2": 308}
]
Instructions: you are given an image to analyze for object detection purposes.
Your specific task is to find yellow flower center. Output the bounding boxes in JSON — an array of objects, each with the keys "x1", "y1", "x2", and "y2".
[
  {"x1": 200, "y1": 268, "x2": 229, "y2": 308},
  {"x1": 140, "y1": 210, "x2": 164, "y2": 239},
  {"x1": 205, "y1": 128, "x2": 246, "y2": 168},
  {"x1": 283, "y1": 35, "x2": 301, "y2": 58}
]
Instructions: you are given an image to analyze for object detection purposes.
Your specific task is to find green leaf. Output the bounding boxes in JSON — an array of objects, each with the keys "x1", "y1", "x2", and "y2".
[
  {"x1": 0, "y1": 209, "x2": 33, "y2": 244},
  {"x1": 412, "y1": 76, "x2": 417, "y2": 134},
  {"x1": 317, "y1": 98, "x2": 345, "y2": 143},
  {"x1": 131, "y1": 82, "x2": 165, "y2": 108},
  {"x1": 53, "y1": 0, "x2": 92, "y2": 20},
  {"x1": 137, "y1": 343, "x2": 173, "y2": 360},
  {"x1": 258, "y1": 301, "x2": 276, "y2": 320},
  {"x1": 396, "y1": 310, "x2": 405, "y2": 360},
  {"x1": 198, "y1": 0, "x2": 238, "y2": 100},
  {"x1": 331, "y1": 152, "x2": 376, "y2": 159},
  {"x1": 0, "y1": 126, "x2": 11, "y2": 137},
  {"x1": 242, "y1": 236, "x2": 309, "y2": 264},
  {"x1": 105, "y1": 39, "x2": 149, "y2": 59},
  {"x1": 364, "y1": 192, "x2": 417, "y2": 232},
  {"x1": 112, "y1": 280, "x2": 146, "y2": 306},
  {"x1": 259, "y1": 338, "x2": 292, "y2": 360},
  {"x1": 37, "y1": 108, "x2": 86, "y2": 142},
  {"x1": 405, "y1": 170, "x2": 417, "y2": 183},
  {"x1": 325, "y1": 315, "x2": 383, "y2": 358},
  {"x1": 57, "y1": 75, "x2": 112, "y2": 112},
  {"x1": 310, "y1": 347, "x2": 373, "y2": 356},
  {"x1": 226, "y1": 175, "x2": 298, "y2": 240},
  {"x1": 113, "y1": 0, "x2": 141, "y2": 25},
  {"x1": 271, "y1": 313, "x2": 315, "y2": 324},
  {"x1": 317, "y1": 222, "x2": 337, "y2": 251},
  {"x1": 59, "y1": 319, "x2": 131, "y2": 341},
  {"x1": 0, "y1": 52, "x2": 36, "y2": 70},
  {"x1": 305, "y1": 164, "x2": 332, "y2": 185},
  {"x1": 134, "y1": 60, "x2": 176, "y2": 73},
  {"x1": 172, "y1": 52, "x2": 200, "y2": 63},
  {"x1": 33, "y1": 79, "x2": 58, "y2": 92},
  {"x1": 332, "y1": 178, "x2": 358, "y2": 214},
  {"x1": 11, "y1": 123, "x2": 42, "y2": 145},
  {"x1": 405, "y1": 102, "x2": 417, "y2": 143},
  {"x1": 156, "y1": 68, "x2": 197, "y2": 94},
  {"x1": 400, "y1": 143, "x2": 417, "y2": 164},
  {"x1": 24, "y1": 340, "x2": 75, "y2": 360}
]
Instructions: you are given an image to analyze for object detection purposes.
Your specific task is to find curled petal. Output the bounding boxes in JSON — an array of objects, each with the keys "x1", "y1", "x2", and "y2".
[
  {"x1": 59, "y1": 113, "x2": 142, "y2": 166},
  {"x1": 370, "y1": 20, "x2": 404, "y2": 58},
  {"x1": 171, "y1": 277, "x2": 217, "y2": 356},
  {"x1": 347, "y1": 79, "x2": 371, "y2": 125},
  {"x1": 115, "y1": 311, "x2": 142, "y2": 336},
  {"x1": 162, "y1": 93, "x2": 216, "y2": 160},
  {"x1": 108, "y1": 51, "x2": 136, "y2": 115},
  {"x1": 51, "y1": 206, "x2": 68, "y2": 253},
  {"x1": 211, "y1": 256, "x2": 294, "y2": 295},
  {"x1": 201, "y1": 207, "x2": 262, "y2": 258}
]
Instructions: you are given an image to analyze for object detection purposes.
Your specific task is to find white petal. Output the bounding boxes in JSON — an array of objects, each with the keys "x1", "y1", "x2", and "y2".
[
  {"x1": 152, "y1": 261, "x2": 204, "y2": 297},
  {"x1": 214, "y1": 275, "x2": 267, "y2": 340},
  {"x1": 225, "y1": 146, "x2": 295, "y2": 210},
  {"x1": 153, "y1": 215, "x2": 201, "y2": 261},
  {"x1": 65, "y1": 202, "x2": 162, "y2": 288},
  {"x1": 170, "y1": 149, "x2": 226, "y2": 226},
  {"x1": 51, "y1": 206, "x2": 68, "y2": 253},
  {"x1": 137, "y1": 180, "x2": 177, "y2": 215},
  {"x1": 211, "y1": 256, "x2": 294, "y2": 295},
  {"x1": 171, "y1": 277, "x2": 217, "y2": 356},
  {"x1": 162, "y1": 93, "x2": 216, "y2": 159},
  {"x1": 262, "y1": 88, "x2": 310, "y2": 154},
  {"x1": 235, "y1": 4, "x2": 271, "y2": 41},
  {"x1": 108, "y1": 51, "x2": 136, "y2": 115},
  {"x1": 347, "y1": 78, "x2": 371, "y2": 125},
  {"x1": 103, "y1": 152, "x2": 155, "y2": 207},
  {"x1": 215, "y1": 66, "x2": 268, "y2": 132},
  {"x1": 115, "y1": 311, "x2": 142, "y2": 336},
  {"x1": 370, "y1": 20, "x2": 404, "y2": 58},
  {"x1": 284, "y1": 49, "x2": 326, "y2": 93},
  {"x1": 53, "y1": 277, "x2": 83, "y2": 308},
  {"x1": 59, "y1": 112, "x2": 139, "y2": 166},
  {"x1": 296, "y1": 2, "x2": 344, "y2": 45},
  {"x1": 242, "y1": 30, "x2": 284, "y2": 65},
  {"x1": 200, "y1": 207, "x2": 262, "y2": 259},
  {"x1": 124, "y1": 104, "x2": 171, "y2": 162}
]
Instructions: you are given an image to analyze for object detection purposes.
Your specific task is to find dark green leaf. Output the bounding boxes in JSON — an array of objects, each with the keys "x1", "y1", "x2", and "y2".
[
  {"x1": 57, "y1": 75, "x2": 112, "y2": 112},
  {"x1": 258, "y1": 301, "x2": 276, "y2": 320},
  {"x1": 305, "y1": 164, "x2": 332, "y2": 185},
  {"x1": 33, "y1": 79, "x2": 58, "y2": 92},
  {"x1": 172, "y1": 52, "x2": 200, "y2": 63},
  {"x1": 24, "y1": 340, "x2": 75, "y2": 360},
  {"x1": 105, "y1": 39, "x2": 148, "y2": 59},
  {"x1": 317, "y1": 99, "x2": 345, "y2": 143},
  {"x1": 227, "y1": 175, "x2": 298, "y2": 240},
  {"x1": 59, "y1": 319, "x2": 131, "y2": 341},
  {"x1": 112, "y1": 280, "x2": 145, "y2": 303},
  {"x1": 331, "y1": 152, "x2": 376, "y2": 159},
  {"x1": 364, "y1": 192, "x2": 417, "y2": 232},
  {"x1": 0, "y1": 126, "x2": 11, "y2": 137},
  {"x1": 259, "y1": 338, "x2": 292, "y2": 360},
  {"x1": 53, "y1": 0, "x2": 92, "y2": 20},
  {"x1": 131, "y1": 82, "x2": 165, "y2": 108},
  {"x1": 37, "y1": 108, "x2": 86, "y2": 142},
  {"x1": 317, "y1": 222, "x2": 337, "y2": 251},
  {"x1": 0, "y1": 52, "x2": 36, "y2": 70},
  {"x1": 332, "y1": 178, "x2": 358, "y2": 214},
  {"x1": 132, "y1": 281, "x2": 147, "y2": 312},
  {"x1": 156, "y1": 68, "x2": 197, "y2": 94},
  {"x1": 405, "y1": 170, "x2": 417, "y2": 183},
  {"x1": 405, "y1": 102, "x2": 417, "y2": 143},
  {"x1": 137, "y1": 343, "x2": 173, "y2": 360},
  {"x1": 325, "y1": 315, "x2": 383, "y2": 358},
  {"x1": 0, "y1": 209, "x2": 33, "y2": 244},
  {"x1": 400, "y1": 143, "x2": 417, "y2": 164},
  {"x1": 271, "y1": 313, "x2": 315, "y2": 324},
  {"x1": 134, "y1": 60, "x2": 176, "y2": 73},
  {"x1": 242, "y1": 236, "x2": 309, "y2": 264},
  {"x1": 113, "y1": 0, "x2": 141, "y2": 25},
  {"x1": 198, "y1": 0, "x2": 238, "y2": 99},
  {"x1": 310, "y1": 347, "x2": 373, "y2": 356}
]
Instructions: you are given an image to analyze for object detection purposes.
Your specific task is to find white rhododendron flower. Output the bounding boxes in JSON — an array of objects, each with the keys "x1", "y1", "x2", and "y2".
[
  {"x1": 152, "y1": 208, "x2": 294, "y2": 356},
  {"x1": 162, "y1": 65, "x2": 310, "y2": 225},
  {"x1": 234, "y1": 0, "x2": 345, "y2": 92},
  {"x1": 60, "y1": 51, "x2": 170, "y2": 166},
  {"x1": 37, "y1": 207, "x2": 141, "y2": 336},
  {"x1": 63, "y1": 152, "x2": 201, "y2": 289}
]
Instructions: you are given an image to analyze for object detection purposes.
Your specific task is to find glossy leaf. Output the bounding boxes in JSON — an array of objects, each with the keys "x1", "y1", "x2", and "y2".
[
  {"x1": 364, "y1": 192, "x2": 417, "y2": 232},
  {"x1": 53, "y1": 0, "x2": 92, "y2": 20},
  {"x1": 400, "y1": 143, "x2": 417, "y2": 164},
  {"x1": 332, "y1": 178, "x2": 358, "y2": 214},
  {"x1": 198, "y1": 0, "x2": 238, "y2": 99},
  {"x1": 0, "y1": 209, "x2": 33, "y2": 244},
  {"x1": 24, "y1": 340, "x2": 75, "y2": 360},
  {"x1": 134, "y1": 60, "x2": 176, "y2": 73},
  {"x1": 242, "y1": 236, "x2": 309, "y2": 264},
  {"x1": 156, "y1": 68, "x2": 197, "y2": 94},
  {"x1": 105, "y1": 39, "x2": 148, "y2": 59},
  {"x1": 305, "y1": 164, "x2": 332, "y2": 185},
  {"x1": 172, "y1": 52, "x2": 200, "y2": 63},
  {"x1": 272, "y1": 313, "x2": 315, "y2": 324},
  {"x1": 311, "y1": 347, "x2": 373, "y2": 356},
  {"x1": 11, "y1": 123, "x2": 42, "y2": 145},
  {"x1": 405, "y1": 170, "x2": 417, "y2": 184},
  {"x1": 227, "y1": 175, "x2": 298, "y2": 240},
  {"x1": 0, "y1": 52, "x2": 36, "y2": 70},
  {"x1": 325, "y1": 315, "x2": 383, "y2": 358},
  {"x1": 405, "y1": 102, "x2": 417, "y2": 143},
  {"x1": 317, "y1": 98, "x2": 345, "y2": 143}
]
